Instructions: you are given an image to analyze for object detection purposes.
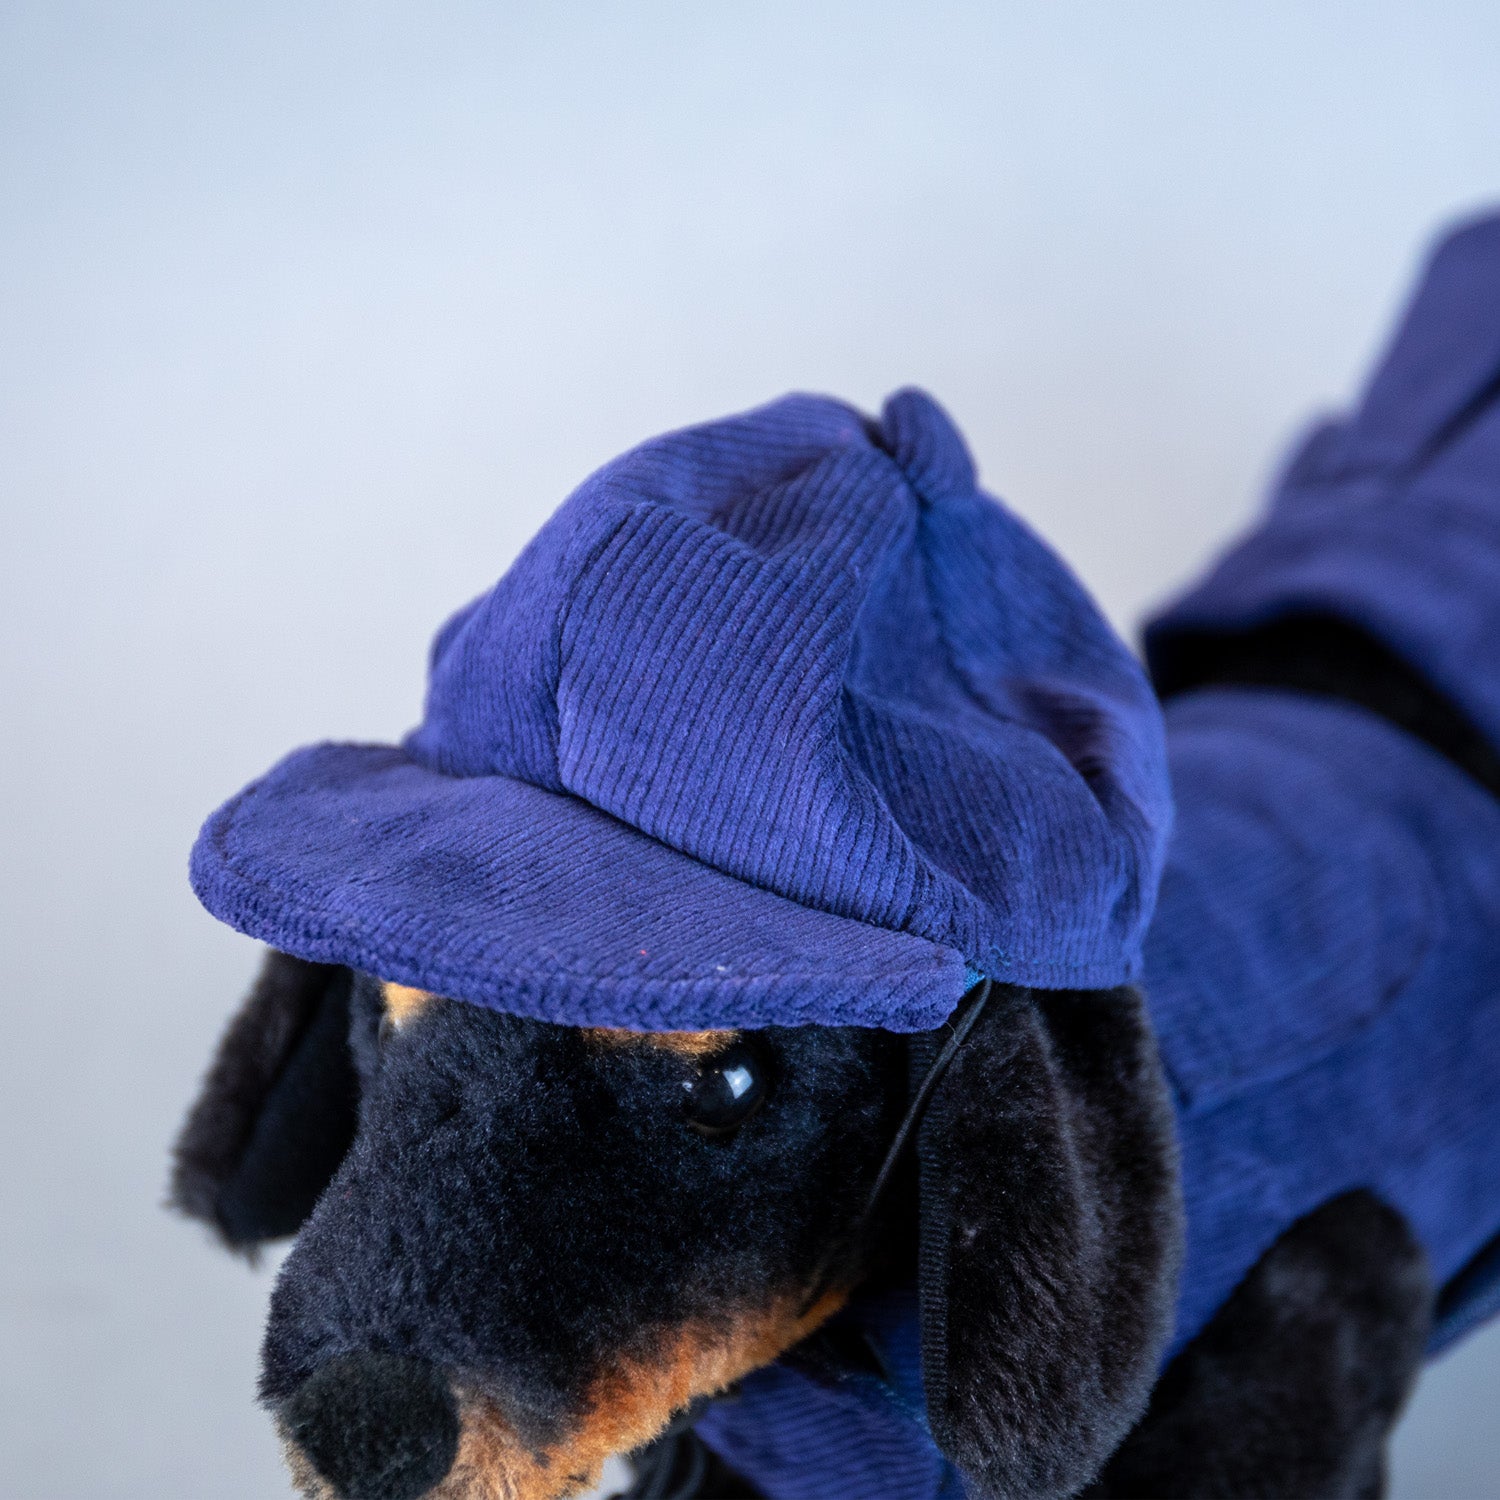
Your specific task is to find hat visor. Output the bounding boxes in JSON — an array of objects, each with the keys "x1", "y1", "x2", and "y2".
[{"x1": 191, "y1": 742, "x2": 968, "y2": 1032}]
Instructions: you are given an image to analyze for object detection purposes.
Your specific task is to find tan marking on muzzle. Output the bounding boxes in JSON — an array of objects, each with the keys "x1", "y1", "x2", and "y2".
[
  {"x1": 581, "y1": 1027, "x2": 740, "y2": 1058},
  {"x1": 381, "y1": 981, "x2": 437, "y2": 1030},
  {"x1": 280, "y1": 1435, "x2": 337, "y2": 1499},
  {"x1": 279, "y1": 1289, "x2": 846, "y2": 1500}
]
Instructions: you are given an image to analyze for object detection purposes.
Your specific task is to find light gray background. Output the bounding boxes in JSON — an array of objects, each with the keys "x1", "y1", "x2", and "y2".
[{"x1": 4, "y1": 4, "x2": 1500, "y2": 1496}]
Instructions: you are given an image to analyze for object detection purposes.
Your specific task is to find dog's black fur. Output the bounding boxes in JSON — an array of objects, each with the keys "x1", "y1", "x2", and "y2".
[
  {"x1": 172, "y1": 609, "x2": 1467, "y2": 1500},
  {"x1": 172, "y1": 955, "x2": 1432, "y2": 1500},
  {"x1": 261, "y1": 975, "x2": 909, "y2": 1443},
  {"x1": 915, "y1": 986, "x2": 1182, "y2": 1500},
  {"x1": 174, "y1": 966, "x2": 1183, "y2": 1499},
  {"x1": 170, "y1": 954, "x2": 359, "y2": 1248},
  {"x1": 1085, "y1": 1192, "x2": 1432, "y2": 1500}
]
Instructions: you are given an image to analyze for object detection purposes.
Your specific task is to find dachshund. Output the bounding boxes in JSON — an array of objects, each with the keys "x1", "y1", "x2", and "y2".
[{"x1": 172, "y1": 599, "x2": 1455, "y2": 1500}]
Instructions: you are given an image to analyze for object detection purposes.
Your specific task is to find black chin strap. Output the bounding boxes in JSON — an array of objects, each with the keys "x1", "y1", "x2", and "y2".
[{"x1": 798, "y1": 976, "x2": 993, "y2": 1317}]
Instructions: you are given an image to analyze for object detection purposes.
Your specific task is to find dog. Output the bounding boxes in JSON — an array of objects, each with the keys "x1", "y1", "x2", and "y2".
[
  {"x1": 171, "y1": 215, "x2": 1500, "y2": 1500},
  {"x1": 173, "y1": 958, "x2": 1182, "y2": 1500}
]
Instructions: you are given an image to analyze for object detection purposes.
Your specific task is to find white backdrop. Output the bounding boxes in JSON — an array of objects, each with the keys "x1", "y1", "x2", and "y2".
[{"x1": 3, "y1": 4, "x2": 1499, "y2": 1495}]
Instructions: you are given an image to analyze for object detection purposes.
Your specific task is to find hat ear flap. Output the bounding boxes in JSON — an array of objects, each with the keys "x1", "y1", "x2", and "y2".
[
  {"x1": 915, "y1": 985, "x2": 1183, "y2": 1500},
  {"x1": 170, "y1": 950, "x2": 360, "y2": 1252}
]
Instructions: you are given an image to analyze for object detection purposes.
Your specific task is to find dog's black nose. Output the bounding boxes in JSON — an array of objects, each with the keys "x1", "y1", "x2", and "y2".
[{"x1": 282, "y1": 1350, "x2": 460, "y2": 1500}]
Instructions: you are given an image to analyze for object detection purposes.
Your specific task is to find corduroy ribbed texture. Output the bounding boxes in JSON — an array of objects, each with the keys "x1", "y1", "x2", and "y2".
[{"x1": 191, "y1": 389, "x2": 1170, "y2": 1029}]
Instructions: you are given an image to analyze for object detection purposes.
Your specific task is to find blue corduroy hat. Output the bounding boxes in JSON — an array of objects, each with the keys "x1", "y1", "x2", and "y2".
[{"x1": 191, "y1": 389, "x2": 1171, "y2": 1031}]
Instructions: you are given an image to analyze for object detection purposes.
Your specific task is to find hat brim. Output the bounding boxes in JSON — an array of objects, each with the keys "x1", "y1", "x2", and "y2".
[{"x1": 191, "y1": 743, "x2": 969, "y2": 1032}]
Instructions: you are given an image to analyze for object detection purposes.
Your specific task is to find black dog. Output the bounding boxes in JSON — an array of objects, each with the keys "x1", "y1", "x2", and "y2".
[
  {"x1": 172, "y1": 963, "x2": 1430, "y2": 1500},
  {"x1": 170, "y1": 613, "x2": 1455, "y2": 1500},
  {"x1": 175, "y1": 959, "x2": 1179, "y2": 1500}
]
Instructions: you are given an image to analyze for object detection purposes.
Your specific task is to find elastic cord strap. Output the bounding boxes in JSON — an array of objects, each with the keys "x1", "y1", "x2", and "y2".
[{"x1": 798, "y1": 977, "x2": 992, "y2": 1317}]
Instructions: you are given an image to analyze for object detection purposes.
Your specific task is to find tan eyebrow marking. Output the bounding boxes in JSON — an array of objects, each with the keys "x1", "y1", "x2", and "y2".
[
  {"x1": 581, "y1": 1028, "x2": 739, "y2": 1058},
  {"x1": 380, "y1": 981, "x2": 437, "y2": 1030}
]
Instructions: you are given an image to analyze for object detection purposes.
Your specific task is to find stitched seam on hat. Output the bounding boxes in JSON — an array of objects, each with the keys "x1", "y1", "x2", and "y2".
[
  {"x1": 893, "y1": 461, "x2": 1027, "y2": 966},
  {"x1": 894, "y1": 466, "x2": 1160, "y2": 978},
  {"x1": 547, "y1": 496, "x2": 639, "y2": 747},
  {"x1": 800, "y1": 432, "x2": 996, "y2": 963},
  {"x1": 557, "y1": 459, "x2": 940, "y2": 940}
]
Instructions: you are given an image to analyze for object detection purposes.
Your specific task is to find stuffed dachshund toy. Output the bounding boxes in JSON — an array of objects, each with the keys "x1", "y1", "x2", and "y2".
[{"x1": 172, "y1": 213, "x2": 1500, "y2": 1500}]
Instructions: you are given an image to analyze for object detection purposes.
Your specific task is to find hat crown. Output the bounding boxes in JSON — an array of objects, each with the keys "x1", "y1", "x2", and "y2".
[{"x1": 407, "y1": 390, "x2": 1169, "y2": 989}]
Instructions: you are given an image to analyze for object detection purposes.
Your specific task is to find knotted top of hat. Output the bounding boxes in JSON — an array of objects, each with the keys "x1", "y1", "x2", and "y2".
[{"x1": 192, "y1": 389, "x2": 1170, "y2": 1030}]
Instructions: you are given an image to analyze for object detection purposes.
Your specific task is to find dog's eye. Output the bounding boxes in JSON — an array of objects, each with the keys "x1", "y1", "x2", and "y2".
[{"x1": 681, "y1": 1041, "x2": 768, "y2": 1136}]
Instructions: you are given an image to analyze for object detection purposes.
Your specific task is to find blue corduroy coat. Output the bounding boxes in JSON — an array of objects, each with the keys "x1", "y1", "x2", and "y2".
[{"x1": 694, "y1": 217, "x2": 1500, "y2": 1498}]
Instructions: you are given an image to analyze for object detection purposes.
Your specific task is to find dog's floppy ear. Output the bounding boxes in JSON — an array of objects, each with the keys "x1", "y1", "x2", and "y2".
[
  {"x1": 170, "y1": 950, "x2": 360, "y2": 1251},
  {"x1": 915, "y1": 985, "x2": 1183, "y2": 1500}
]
